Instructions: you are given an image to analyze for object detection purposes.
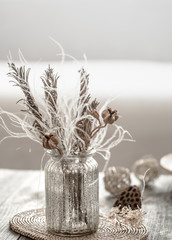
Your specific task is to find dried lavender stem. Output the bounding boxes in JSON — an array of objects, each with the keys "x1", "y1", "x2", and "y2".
[{"x1": 8, "y1": 63, "x2": 46, "y2": 136}]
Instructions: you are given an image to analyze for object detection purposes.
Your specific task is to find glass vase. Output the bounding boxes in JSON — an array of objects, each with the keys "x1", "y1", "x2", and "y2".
[{"x1": 44, "y1": 150, "x2": 99, "y2": 236}]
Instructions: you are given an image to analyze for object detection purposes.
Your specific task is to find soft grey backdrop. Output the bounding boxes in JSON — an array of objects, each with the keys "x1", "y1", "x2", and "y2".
[
  {"x1": 0, "y1": 0, "x2": 172, "y2": 61},
  {"x1": 0, "y1": 0, "x2": 172, "y2": 171}
]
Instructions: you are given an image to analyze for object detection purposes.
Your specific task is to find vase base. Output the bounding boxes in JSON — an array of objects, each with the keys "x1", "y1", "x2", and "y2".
[{"x1": 47, "y1": 228, "x2": 97, "y2": 237}]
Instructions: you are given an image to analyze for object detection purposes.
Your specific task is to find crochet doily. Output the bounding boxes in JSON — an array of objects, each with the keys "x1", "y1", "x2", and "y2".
[{"x1": 10, "y1": 208, "x2": 148, "y2": 240}]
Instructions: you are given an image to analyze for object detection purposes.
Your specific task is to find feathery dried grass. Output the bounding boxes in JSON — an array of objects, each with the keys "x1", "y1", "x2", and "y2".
[{"x1": 0, "y1": 62, "x2": 132, "y2": 168}]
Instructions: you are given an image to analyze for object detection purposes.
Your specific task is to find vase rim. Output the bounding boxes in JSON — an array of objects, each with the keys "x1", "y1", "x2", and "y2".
[{"x1": 46, "y1": 149, "x2": 96, "y2": 159}]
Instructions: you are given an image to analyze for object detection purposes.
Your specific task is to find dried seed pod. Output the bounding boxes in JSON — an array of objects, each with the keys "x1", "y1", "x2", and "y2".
[
  {"x1": 42, "y1": 132, "x2": 63, "y2": 155},
  {"x1": 104, "y1": 167, "x2": 131, "y2": 195},
  {"x1": 102, "y1": 107, "x2": 118, "y2": 124},
  {"x1": 133, "y1": 156, "x2": 159, "y2": 185},
  {"x1": 113, "y1": 185, "x2": 142, "y2": 210},
  {"x1": 42, "y1": 132, "x2": 59, "y2": 149}
]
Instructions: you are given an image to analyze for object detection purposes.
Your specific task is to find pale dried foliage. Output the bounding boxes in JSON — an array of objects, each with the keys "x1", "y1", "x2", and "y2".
[
  {"x1": 0, "y1": 62, "x2": 132, "y2": 165},
  {"x1": 108, "y1": 206, "x2": 146, "y2": 228}
]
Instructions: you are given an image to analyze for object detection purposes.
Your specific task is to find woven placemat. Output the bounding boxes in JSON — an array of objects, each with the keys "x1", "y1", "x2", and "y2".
[{"x1": 10, "y1": 208, "x2": 148, "y2": 240}]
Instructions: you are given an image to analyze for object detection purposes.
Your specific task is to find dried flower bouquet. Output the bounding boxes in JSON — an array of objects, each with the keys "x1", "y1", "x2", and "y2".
[{"x1": 0, "y1": 62, "x2": 131, "y2": 167}]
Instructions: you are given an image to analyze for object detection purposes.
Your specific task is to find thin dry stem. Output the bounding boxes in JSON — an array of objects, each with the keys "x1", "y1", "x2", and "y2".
[{"x1": 41, "y1": 65, "x2": 59, "y2": 126}]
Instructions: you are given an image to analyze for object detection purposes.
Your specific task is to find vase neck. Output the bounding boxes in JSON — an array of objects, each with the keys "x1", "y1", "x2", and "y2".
[{"x1": 47, "y1": 149, "x2": 96, "y2": 162}]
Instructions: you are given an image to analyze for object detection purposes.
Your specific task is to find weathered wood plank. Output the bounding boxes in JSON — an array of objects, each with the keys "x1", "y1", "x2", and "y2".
[
  {"x1": 0, "y1": 169, "x2": 45, "y2": 240},
  {"x1": 143, "y1": 175, "x2": 172, "y2": 240}
]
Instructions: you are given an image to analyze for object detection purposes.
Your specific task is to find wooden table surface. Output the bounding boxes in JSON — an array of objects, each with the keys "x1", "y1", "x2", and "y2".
[{"x1": 0, "y1": 169, "x2": 172, "y2": 240}]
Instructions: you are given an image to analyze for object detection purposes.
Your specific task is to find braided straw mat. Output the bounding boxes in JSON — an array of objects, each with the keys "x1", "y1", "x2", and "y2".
[{"x1": 10, "y1": 208, "x2": 148, "y2": 240}]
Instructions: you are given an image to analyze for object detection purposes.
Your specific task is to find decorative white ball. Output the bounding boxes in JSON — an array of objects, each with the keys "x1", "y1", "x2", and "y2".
[
  {"x1": 103, "y1": 167, "x2": 131, "y2": 195},
  {"x1": 160, "y1": 153, "x2": 172, "y2": 174},
  {"x1": 133, "y1": 156, "x2": 159, "y2": 184}
]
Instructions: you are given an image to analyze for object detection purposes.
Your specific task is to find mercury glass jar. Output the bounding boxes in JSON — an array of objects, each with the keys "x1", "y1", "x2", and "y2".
[{"x1": 45, "y1": 150, "x2": 99, "y2": 236}]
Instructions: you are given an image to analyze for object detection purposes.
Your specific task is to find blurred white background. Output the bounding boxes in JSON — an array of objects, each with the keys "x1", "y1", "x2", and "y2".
[
  {"x1": 0, "y1": 0, "x2": 172, "y2": 170},
  {"x1": 1, "y1": 0, "x2": 172, "y2": 61}
]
